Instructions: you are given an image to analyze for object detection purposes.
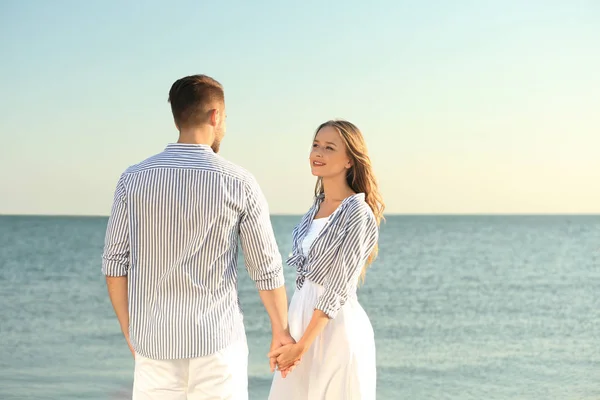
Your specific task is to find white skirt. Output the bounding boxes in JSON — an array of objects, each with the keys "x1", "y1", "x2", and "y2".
[{"x1": 269, "y1": 279, "x2": 376, "y2": 400}]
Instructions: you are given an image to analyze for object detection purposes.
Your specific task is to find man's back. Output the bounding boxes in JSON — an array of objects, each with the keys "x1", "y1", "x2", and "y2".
[{"x1": 102, "y1": 143, "x2": 284, "y2": 360}]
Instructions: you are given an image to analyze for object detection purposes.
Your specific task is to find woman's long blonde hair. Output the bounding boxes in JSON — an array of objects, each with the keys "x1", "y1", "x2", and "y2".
[{"x1": 313, "y1": 120, "x2": 385, "y2": 282}]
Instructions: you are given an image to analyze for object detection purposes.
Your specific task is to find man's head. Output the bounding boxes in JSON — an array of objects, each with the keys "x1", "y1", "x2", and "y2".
[{"x1": 168, "y1": 74, "x2": 226, "y2": 152}]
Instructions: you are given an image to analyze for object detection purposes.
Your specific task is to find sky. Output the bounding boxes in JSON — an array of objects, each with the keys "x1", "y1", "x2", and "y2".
[{"x1": 0, "y1": 0, "x2": 599, "y2": 215}]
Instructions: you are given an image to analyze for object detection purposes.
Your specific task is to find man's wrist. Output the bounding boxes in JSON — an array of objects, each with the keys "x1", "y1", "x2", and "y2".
[
  {"x1": 271, "y1": 325, "x2": 289, "y2": 336},
  {"x1": 121, "y1": 324, "x2": 130, "y2": 338}
]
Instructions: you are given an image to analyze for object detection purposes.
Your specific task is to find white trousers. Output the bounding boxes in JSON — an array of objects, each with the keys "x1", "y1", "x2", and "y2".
[{"x1": 132, "y1": 339, "x2": 248, "y2": 400}]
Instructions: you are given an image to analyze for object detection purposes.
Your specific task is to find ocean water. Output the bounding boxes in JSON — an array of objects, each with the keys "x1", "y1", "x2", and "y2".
[{"x1": 0, "y1": 215, "x2": 599, "y2": 400}]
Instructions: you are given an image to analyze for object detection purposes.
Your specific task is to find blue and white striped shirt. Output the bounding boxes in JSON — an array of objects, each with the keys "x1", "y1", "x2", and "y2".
[
  {"x1": 287, "y1": 193, "x2": 379, "y2": 319},
  {"x1": 101, "y1": 143, "x2": 284, "y2": 360}
]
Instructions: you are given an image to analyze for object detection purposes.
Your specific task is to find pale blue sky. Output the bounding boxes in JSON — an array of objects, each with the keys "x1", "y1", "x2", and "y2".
[{"x1": 1, "y1": 0, "x2": 598, "y2": 215}]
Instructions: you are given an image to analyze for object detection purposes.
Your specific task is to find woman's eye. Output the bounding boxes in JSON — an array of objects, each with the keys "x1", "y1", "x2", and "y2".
[{"x1": 326, "y1": 146, "x2": 334, "y2": 151}]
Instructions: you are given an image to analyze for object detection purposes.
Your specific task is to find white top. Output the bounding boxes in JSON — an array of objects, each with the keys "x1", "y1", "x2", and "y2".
[{"x1": 301, "y1": 217, "x2": 329, "y2": 256}]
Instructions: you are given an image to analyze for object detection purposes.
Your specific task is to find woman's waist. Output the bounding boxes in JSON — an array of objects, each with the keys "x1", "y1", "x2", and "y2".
[
  {"x1": 294, "y1": 278, "x2": 358, "y2": 301},
  {"x1": 297, "y1": 277, "x2": 325, "y2": 290}
]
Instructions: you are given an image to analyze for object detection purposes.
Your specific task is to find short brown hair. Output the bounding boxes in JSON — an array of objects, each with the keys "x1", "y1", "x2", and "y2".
[{"x1": 168, "y1": 74, "x2": 224, "y2": 129}]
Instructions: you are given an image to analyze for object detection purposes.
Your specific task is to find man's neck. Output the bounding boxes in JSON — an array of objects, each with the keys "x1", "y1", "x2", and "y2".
[{"x1": 177, "y1": 128, "x2": 214, "y2": 145}]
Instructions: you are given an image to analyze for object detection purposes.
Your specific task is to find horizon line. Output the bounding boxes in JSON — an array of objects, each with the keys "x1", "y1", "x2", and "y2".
[{"x1": 1, "y1": 213, "x2": 599, "y2": 218}]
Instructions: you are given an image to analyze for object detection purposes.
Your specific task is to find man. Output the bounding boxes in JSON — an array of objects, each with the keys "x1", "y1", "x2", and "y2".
[{"x1": 102, "y1": 74, "x2": 293, "y2": 399}]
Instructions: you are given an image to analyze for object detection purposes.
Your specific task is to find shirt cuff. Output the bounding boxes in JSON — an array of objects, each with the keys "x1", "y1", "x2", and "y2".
[
  {"x1": 314, "y1": 292, "x2": 342, "y2": 319},
  {"x1": 102, "y1": 258, "x2": 129, "y2": 276},
  {"x1": 254, "y1": 268, "x2": 285, "y2": 291}
]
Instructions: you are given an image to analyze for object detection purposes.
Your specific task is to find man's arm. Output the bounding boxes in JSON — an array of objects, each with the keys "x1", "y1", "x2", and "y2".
[
  {"x1": 239, "y1": 177, "x2": 293, "y2": 366},
  {"x1": 258, "y1": 286, "x2": 289, "y2": 336},
  {"x1": 259, "y1": 286, "x2": 296, "y2": 375},
  {"x1": 106, "y1": 276, "x2": 134, "y2": 356},
  {"x1": 102, "y1": 176, "x2": 134, "y2": 357}
]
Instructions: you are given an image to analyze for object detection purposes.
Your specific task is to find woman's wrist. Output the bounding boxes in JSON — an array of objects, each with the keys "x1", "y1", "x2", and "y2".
[{"x1": 296, "y1": 338, "x2": 311, "y2": 354}]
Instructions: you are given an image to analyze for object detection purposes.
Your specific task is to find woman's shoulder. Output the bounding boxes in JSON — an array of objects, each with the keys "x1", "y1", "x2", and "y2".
[{"x1": 339, "y1": 193, "x2": 376, "y2": 225}]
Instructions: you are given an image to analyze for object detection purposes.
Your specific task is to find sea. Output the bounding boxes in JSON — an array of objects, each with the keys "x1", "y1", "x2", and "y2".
[{"x1": 0, "y1": 215, "x2": 598, "y2": 399}]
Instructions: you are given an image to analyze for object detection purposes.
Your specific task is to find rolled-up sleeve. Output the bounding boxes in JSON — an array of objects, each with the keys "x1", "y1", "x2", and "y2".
[
  {"x1": 314, "y1": 208, "x2": 378, "y2": 319},
  {"x1": 239, "y1": 176, "x2": 285, "y2": 291},
  {"x1": 101, "y1": 175, "x2": 130, "y2": 276}
]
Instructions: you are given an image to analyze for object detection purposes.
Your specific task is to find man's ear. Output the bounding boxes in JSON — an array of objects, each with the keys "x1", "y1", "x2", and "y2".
[{"x1": 209, "y1": 109, "x2": 219, "y2": 127}]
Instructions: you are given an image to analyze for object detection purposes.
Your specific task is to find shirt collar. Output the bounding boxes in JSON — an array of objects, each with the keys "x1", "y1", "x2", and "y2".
[{"x1": 165, "y1": 143, "x2": 213, "y2": 152}]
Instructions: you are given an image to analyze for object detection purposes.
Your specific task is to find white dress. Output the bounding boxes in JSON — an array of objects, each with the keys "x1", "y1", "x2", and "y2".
[{"x1": 269, "y1": 217, "x2": 377, "y2": 400}]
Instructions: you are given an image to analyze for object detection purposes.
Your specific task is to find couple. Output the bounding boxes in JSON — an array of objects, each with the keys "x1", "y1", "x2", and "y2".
[{"x1": 101, "y1": 74, "x2": 384, "y2": 400}]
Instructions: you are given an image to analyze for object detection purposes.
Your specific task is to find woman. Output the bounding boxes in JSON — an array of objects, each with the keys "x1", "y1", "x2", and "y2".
[{"x1": 268, "y1": 120, "x2": 384, "y2": 399}]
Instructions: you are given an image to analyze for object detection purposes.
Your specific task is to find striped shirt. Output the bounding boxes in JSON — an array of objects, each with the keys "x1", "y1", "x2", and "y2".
[
  {"x1": 101, "y1": 143, "x2": 284, "y2": 360},
  {"x1": 287, "y1": 193, "x2": 379, "y2": 319}
]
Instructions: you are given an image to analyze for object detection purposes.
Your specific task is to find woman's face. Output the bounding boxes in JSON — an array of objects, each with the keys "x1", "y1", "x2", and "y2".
[{"x1": 310, "y1": 126, "x2": 352, "y2": 178}]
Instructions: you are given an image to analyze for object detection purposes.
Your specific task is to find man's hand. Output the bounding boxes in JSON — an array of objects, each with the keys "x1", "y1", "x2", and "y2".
[
  {"x1": 269, "y1": 330, "x2": 300, "y2": 377},
  {"x1": 125, "y1": 335, "x2": 135, "y2": 359},
  {"x1": 257, "y1": 286, "x2": 296, "y2": 376},
  {"x1": 106, "y1": 276, "x2": 134, "y2": 358},
  {"x1": 269, "y1": 330, "x2": 295, "y2": 370}
]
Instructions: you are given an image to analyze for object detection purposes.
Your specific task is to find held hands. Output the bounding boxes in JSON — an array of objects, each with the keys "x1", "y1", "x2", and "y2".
[
  {"x1": 269, "y1": 330, "x2": 302, "y2": 378},
  {"x1": 268, "y1": 310, "x2": 328, "y2": 377},
  {"x1": 268, "y1": 342, "x2": 306, "y2": 373}
]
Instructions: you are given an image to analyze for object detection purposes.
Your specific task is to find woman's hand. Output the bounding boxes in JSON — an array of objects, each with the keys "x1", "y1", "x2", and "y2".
[{"x1": 268, "y1": 343, "x2": 306, "y2": 372}]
